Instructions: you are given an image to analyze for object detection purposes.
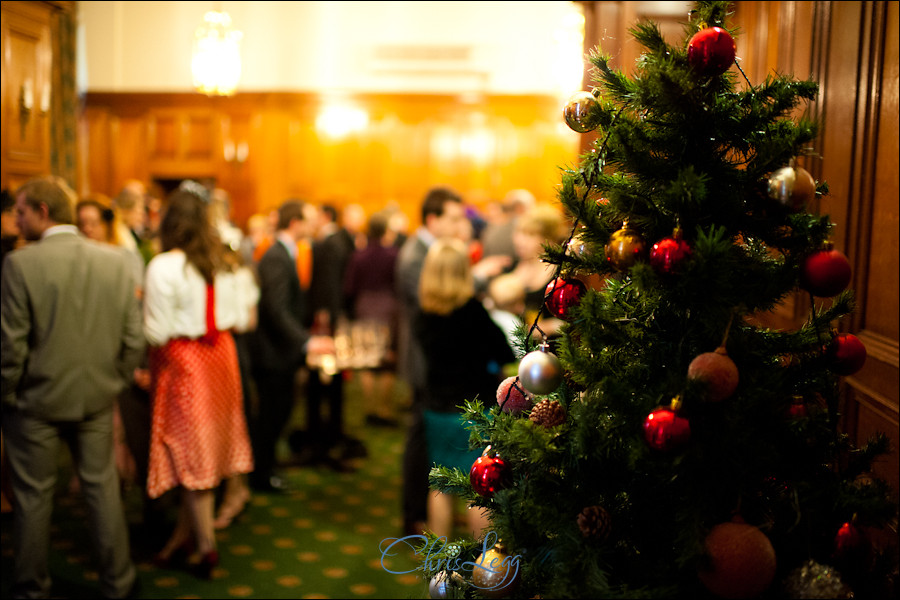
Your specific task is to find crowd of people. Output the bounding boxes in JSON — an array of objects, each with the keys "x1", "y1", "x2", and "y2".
[{"x1": 0, "y1": 175, "x2": 570, "y2": 598}]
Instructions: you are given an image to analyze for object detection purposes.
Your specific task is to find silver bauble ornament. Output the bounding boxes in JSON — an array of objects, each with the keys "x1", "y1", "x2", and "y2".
[
  {"x1": 518, "y1": 345, "x2": 563, "y2": 395},
  {"x1": 782, "y1": 560, "x2": 853, "y2": 599},
  {"x1": 429, "y1": 570, "x2": 464, "y2": 599}
]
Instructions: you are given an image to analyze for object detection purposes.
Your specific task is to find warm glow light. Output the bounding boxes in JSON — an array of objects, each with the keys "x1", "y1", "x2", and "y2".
[
  {"x1": 315, "y1": 105, "x2": 370, "y2": 139},
  {"x1": 554, "y1": 4, "x2": 586, "y2": 98},
  {"x1": 192, "y1": 11, "x2": 243, "y2": 96}
]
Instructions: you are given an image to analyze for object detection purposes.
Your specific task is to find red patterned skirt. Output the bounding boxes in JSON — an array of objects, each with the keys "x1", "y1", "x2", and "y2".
[{"x1": 146, "y1": 332, "x2": 253, "y2": 498}]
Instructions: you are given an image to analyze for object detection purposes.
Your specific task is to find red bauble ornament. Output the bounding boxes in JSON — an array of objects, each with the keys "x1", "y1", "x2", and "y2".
[
  {"x1": 496, "y1": 376, "x2": 534, "y2": 415},
  {"x1": 650, "y1": 227, "x2": 692, "y2": 276},
  {"x1": 800, "y1": 246, "x2": 852, "y2": 297},
  {"x1": 688, "y1": 346, "x2": 739, "y2": 402},
  {"x1": 687, "y1": 27, "x2": 737, "y2": 77},
  {"x1": 828, "y1": 333, "x2": 867, "y2": 376},
  {"x1": 470, "y1": 451, "x2": 511, "y2": 497},
  {"x1": 833, "y1": 520, "x2": 866, "y2": 563},
  {"x1": 544, "y1": 277, "x2": 587, "y2": 319},
  {"x1": 698, "y1": 521, "x2": 777, "y2": 600},
  {"x1": 643, "y1": 403, "x2": 691, "y2": 451}
]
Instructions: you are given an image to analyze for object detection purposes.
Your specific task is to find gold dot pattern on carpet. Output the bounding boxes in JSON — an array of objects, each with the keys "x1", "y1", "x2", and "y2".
[
  {"x1": 228, "y1": 543, "x2": 255, "y2": 556},
  {"x1": 252, "y1": 559, "x2": 277, "y2": 571},
  {"x1": 297, "y1": 551, "x2": 320, "y2": 562},
  {"x1": 153, "y1": 576, "x2": 180, "y2": 588},
  {"x1": 227, "y1": 584, "x2": 254, "y2": 596},
  {"x1": 323, "y1": 567, "x2": 349, "y2": 578},
  {"x1": 301, "y1": 594, "x2": 329, "y2": 599},
  {"x1": 277, "y1": 575, "x2": 302, "y2": 587},
  {"x1": 270, "y1": 506, "x2": 290, "y2": 518},
  {"x1": 6, "y1": 380, "x2": 428, "y2": 600}
]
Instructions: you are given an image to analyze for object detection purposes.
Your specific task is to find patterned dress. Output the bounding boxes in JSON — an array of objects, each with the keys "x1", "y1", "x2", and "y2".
[{"x1": 143, "y1": 251, "x2": 255, "y2": 498}]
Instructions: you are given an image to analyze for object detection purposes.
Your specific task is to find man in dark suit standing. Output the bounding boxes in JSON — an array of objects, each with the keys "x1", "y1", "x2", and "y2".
[
  {"x1": 395, "y1": 186, "x2": 469, "y2": 536},
  {"x1": 249, "y1": 200, "x2": 333, "y2": 492},
  {"x1": 304, "y1": 204, "x2": 360, "y2": 468},
  {"x1": 1, "y1": 176, "x2": 145, "y2": 599}
]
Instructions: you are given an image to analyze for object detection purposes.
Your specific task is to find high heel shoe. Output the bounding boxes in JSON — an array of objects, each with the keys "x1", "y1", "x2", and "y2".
[{"x1": 191, "y1": 550, "x2": 219, "y2": 580}]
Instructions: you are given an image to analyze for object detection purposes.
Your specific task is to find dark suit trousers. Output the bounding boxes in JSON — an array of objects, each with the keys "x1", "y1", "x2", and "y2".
[
  {"x1": 250, "y1": 367, "x2": 298, "y2": 483},
  {"x1": 305, "y1": 370, "x2": 343, "y2": 449},
  {"x1": 2, "y1": 406, "x2": 136, "y2": 598},
  {"x1": 401, "y1": 386, "x2": 429, "y2": 526}
]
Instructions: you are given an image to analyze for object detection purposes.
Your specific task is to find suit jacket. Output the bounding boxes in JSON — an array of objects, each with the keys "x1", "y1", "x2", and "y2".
[
  {"x1": 250, "y1": 239, "x2": 311, "y2": 372},
  {"x1": 310, "y1": 229, "x2": 354, "y2": 327},
  {"x1": 0, "y1": 230, "x2": 145, "y2": 420},
  {"x1": 395, "y1": 232, "x2": 430, "y2": 390}
]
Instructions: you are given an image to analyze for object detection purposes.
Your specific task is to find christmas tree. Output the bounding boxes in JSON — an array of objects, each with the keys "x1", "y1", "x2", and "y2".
[{"x1": 420, "y1": 2, "x2": 897, "y2": 598}]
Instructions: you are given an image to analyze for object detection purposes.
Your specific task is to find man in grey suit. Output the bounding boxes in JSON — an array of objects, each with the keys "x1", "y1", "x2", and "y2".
[{"x1": 1, "y1": 177, "x2": 145, "y2": 599}]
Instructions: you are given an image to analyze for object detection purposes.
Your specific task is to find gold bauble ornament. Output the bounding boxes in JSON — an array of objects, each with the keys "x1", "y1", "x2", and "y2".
[
  {"x1": 471, "y1": 545, "x2": 521, "y2": 598},
  {"x1": 563, "y1": 91, "x2": 599, "y2": 133},
  {"x1": 605, "y1": 221, "x2": 646, "y2": 270},
  {"x1": 767, "y1": 165, "x2": 816, "y2": 211}
]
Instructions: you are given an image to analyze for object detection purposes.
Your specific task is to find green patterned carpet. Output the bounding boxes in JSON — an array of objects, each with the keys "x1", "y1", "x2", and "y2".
[{"x1": 1, "y1": 373, "x2": 428, "y2": 599}]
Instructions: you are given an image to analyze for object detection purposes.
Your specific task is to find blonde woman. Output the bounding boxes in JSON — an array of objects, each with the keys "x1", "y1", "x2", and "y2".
[{"x1": 415, "y1": 238, "x2": 515, "y2": 538}]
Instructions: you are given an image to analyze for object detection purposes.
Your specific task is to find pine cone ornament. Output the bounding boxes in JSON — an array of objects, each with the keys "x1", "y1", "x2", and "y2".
[
  {"x1": 529, "y1": 399, "x2": 566, "y2": 428},
  {"x1": 577, "y1": 505, "x2": 611, "y2": 540}
]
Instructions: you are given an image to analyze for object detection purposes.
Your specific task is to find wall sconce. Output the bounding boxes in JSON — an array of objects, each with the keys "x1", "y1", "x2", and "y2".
[
  {"x1": 223, "y1": 140, "x2": 249, "y2": 164},
  {"x1": 192, "y1": 10, "x2": 243, "y2": 96},
  {"x1": 19, "y1": 79, "x2": 34, "y2": 130}
]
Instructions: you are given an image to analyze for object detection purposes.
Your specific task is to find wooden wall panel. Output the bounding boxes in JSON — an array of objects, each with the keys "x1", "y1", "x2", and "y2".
[
  {"x1": 81, "y1": 92, "x2": 579, "y2": 230},
  {"x1": 1, "y1": 0, "x2": 52, "y2": 190}
]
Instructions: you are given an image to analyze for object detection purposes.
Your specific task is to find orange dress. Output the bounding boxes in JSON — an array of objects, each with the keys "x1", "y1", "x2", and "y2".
[{"x1": 146, "y1": 284, "x2": 253, "y2": 499}]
